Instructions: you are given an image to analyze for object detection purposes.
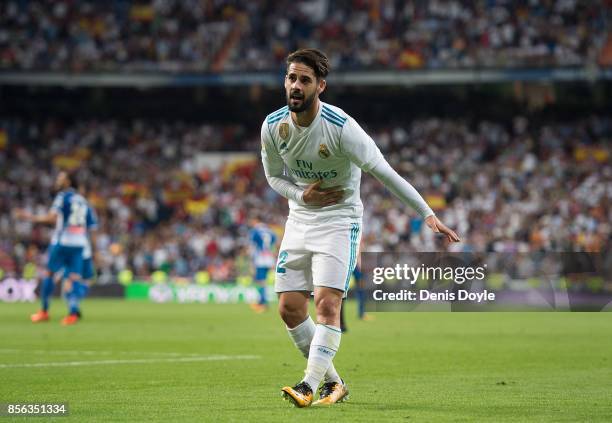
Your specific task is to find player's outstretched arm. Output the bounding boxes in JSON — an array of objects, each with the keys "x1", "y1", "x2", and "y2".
[
  {"x1": 369, "y1": 160, "x2": 460, "y2": 243},
  {"x1": 339, "y1": 115, "x2": 459, "y2": 242},
  {"x1": 13, "y1": 209, "x2": 57, "y2": 225}
]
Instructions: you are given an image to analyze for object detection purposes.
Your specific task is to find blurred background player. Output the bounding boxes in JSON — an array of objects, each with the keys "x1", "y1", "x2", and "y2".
[
  {"x1": 15, "y1": 171, "x2": 93, "y2": 325},
  {"x1": 61, "y1": 183, "x2": 99, "y2": 325},
  {"x1": 248, "y1": 216, "x2": 277, "y2": 313},
  {"x1": 341, "y1": 240, "x2": 372, "y2": 332},
  {"x1": 353, "y1": 241, "x2": 372, "y2": 322}
]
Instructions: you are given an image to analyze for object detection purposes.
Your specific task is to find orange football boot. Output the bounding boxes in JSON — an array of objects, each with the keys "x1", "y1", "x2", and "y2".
[
  {"x1": 30, "y1": 310, "x2": 49, "y2": 323},
  {"x1": 61, "y1": 314, "x2": 79, "y2": 326},
  {"x1": 313, "y1": 380, "x2": 349, "y2": 405},
  {"x1": 250, "y1": 303, "x2": 268, "y2": 313},
  {"x1": 281, "y1": 382, "x2": 313, "y2": 407}
]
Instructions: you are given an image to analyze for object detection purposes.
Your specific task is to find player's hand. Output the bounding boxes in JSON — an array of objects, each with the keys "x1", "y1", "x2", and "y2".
[
  {"x1": 302, "y1": 179, "x2": 344, "y2": 206},
  {"x1": 13, "y1": 208, "x2": 31, "y2": 221},
  {"x1": 425, "y1": 215, "x2": 461, "y2": 243}
]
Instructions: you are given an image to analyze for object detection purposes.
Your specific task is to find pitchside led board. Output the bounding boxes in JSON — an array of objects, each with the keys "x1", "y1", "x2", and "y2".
[{"x1": 360, "y1": 252, "x2": 612, "y2": 312}]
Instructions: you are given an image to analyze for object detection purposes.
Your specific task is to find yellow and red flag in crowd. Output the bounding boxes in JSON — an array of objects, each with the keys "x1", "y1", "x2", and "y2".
[{"x1": 184, "y1": 197, "x2": 210, "y2": 217}]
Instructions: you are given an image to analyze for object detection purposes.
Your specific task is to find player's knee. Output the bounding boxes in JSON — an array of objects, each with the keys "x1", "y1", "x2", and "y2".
[
  {"x1": 315, "y1": 296, "x2": 340, "y2": 320},
  {"x1": 278, "y1": 303, "x2": 305, "y2": 327}
]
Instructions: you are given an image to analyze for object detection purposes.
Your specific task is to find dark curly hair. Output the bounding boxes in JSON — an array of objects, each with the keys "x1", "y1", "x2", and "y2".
[{"x1": 286, "y1": 48, "x2": 330, "y2": 79}]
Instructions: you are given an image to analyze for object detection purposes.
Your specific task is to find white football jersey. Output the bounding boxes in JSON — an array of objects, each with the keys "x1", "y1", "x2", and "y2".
[{"x1": 261, "y1": 101, "x2": 384, "y2": 224}]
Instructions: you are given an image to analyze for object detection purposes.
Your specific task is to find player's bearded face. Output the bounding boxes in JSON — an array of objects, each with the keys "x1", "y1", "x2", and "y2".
[
  {"x1": 285, "y1": 63, "x2": 319, "y2": 113},
  {"x1": 286, "y1": 87, "x2": 316, "y2": 113}
]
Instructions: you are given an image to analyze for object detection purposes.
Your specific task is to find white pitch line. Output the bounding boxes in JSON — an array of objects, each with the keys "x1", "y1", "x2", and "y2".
[
  {"x1": 0, "y1": 355, "x2": 260, "y2": 369},
  {"x1": 0, "y1": 348, "x2": 205, "y2": 357}
]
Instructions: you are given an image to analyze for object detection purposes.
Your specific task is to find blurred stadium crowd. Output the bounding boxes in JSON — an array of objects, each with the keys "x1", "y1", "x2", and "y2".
[
  {"x1": 1, "y1": 115, "x2": 609, "y2": 282},
  {"x1": 1, "y1": 0, "x2": 610, "y2": 72}
]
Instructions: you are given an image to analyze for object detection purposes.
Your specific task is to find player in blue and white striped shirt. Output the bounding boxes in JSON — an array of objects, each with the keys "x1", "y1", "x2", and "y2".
[
  {"x1": 248, "y1": 217, "x2": 277, "y2": 313},
  {"x1": 61, "y1": 183, "x2": 98, "y2": 324},
  {"x1": 17, "y1": 171, "x2": 96, "y2": 325}
]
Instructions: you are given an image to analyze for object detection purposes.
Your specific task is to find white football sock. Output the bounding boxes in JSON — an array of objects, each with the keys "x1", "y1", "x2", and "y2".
[
  {"x1": 287, "y1": 316, "x2": 341, "y2": 383},
  {"x1": 302, "y1": 324, "x2": 341, "y2": 391}
]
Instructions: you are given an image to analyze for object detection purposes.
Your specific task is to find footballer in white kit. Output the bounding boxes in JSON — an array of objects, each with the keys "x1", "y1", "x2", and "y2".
[
  {"x1": 261, "y1": 49, "x2": 460, "y2": 407},
  {"x1": 262, "y1": 100, "x2": 382, "y2": 296}
]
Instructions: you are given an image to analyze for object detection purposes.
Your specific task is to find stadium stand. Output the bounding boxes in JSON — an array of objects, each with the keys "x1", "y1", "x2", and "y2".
[
  {"x1": 1, "y1": 116, "x2": 609, "y2": 282},
  {"x1": 0, "y1": 0, "x2": 610, "y2": 71}
]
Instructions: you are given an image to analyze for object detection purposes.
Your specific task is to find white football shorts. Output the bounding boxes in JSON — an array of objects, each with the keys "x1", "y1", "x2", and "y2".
[{"x1": 274, "y1": 218, "x2": 361, "y2": 296}]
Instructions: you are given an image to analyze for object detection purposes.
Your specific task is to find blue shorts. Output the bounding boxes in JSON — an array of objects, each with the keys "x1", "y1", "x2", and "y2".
[
  {"x1": 47, "y1": 245, "x2": 84, "y2": 277},
  {"x1": 81, "y1": 258, "x2": 95, "y2": 280},
  {"x1": 255, "y1": 267, "x2": 270, "y2": 282}
]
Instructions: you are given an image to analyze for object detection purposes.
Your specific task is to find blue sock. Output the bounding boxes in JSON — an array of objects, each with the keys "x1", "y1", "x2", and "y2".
[
  {"x1": 66, "y1": 281, "x2": 89, "y2": 315},
  {"x1": 67, "y1": 291, "x2": 79, "y2": 315},
  {"x1": 257, "y1": 285, "x2": 267, "y2": 305},
  {"x1": 357, "y1": 289, "x2": 366, "y2": 319},
  {"x1": 41, "y1": 277, "x2": 54, "y2": 311}
]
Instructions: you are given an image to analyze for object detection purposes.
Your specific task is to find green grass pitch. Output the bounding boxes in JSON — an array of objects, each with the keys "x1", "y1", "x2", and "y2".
[{"x1": 0, "y1": 299, "x2": 611, "y2": 422}]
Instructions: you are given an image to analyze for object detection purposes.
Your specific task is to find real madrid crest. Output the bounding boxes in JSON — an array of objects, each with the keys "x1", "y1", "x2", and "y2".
[
  {"x1": 279, "y1": 123, "x2": 289, "y2": 140},
  {"x1": 319, "y1": 144, "x2": 330, "y2": 159}
]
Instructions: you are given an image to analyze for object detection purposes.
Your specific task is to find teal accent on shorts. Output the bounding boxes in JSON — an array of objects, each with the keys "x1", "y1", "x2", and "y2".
[
  {"x1": 344, "y1": 223, "x2": 360, "y2": 292},
  {"x1": 276, "y1": 250, "x2": 288, "y2": 274}
]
